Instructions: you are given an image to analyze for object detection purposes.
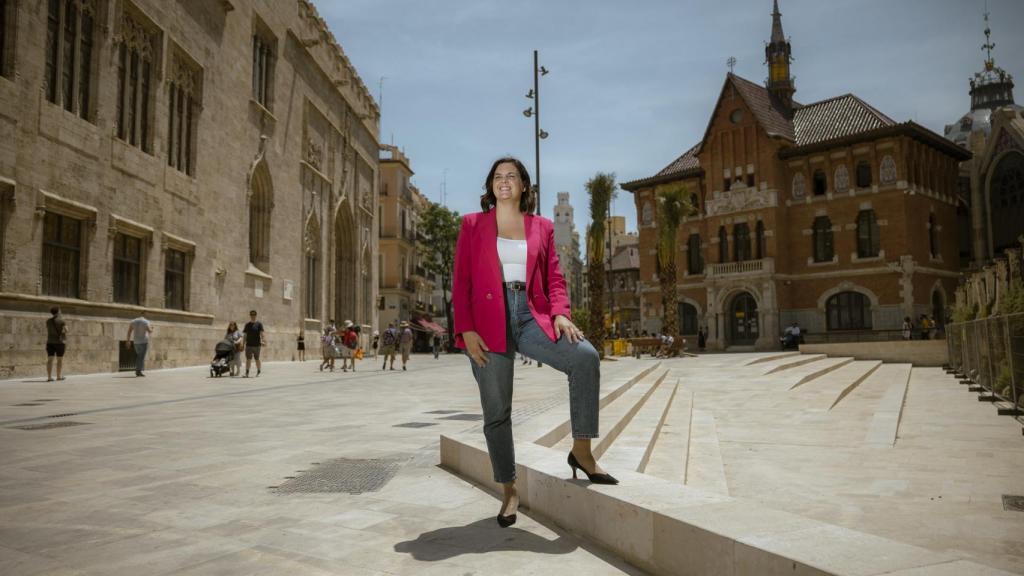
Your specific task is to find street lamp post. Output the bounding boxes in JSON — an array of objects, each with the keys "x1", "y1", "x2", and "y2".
[{"x1": 523, "y1": 50, "x2": 548, "y2": 215}]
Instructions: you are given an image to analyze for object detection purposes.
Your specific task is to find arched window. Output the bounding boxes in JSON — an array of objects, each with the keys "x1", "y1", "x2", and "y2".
[
  {"x1": 718, "y1": 226, "x2": 728, "y2": 263},
  {"x1": 990, "y1": 151, "x2": 1024, "y2": 253},
  {"x1": 249, "y1": 163, "x2": 272, "y2": 270},
  {"x1": 303, "y1": 216, "x2": 320, "y2": 319},
  {"x1": 856, "y1": 209, "x2": 880, "y2": 258},
  {"x1": 687, "y1": 233, "x2": 703, "y2": 275},
  {"x1": 880, "y1": 155, "x2": 897, "y2": 185},
  {"x1": 813, "y1": 169, "x2": 827, "y2": 195},
  {"x1": 834, "y1": 165, "x2": 850, "y2": 194},
  {"x1": 855, "y1": 160, "x2": 871, "y2": 188},
  {"x1": 812, "y1": 216, "x2": 833, "y2": 263},
  {"x1": 755, "y1": 220, "x2": 765, "y2": 259},
  {"x1": 826, "y1": 291, "x2": 872, "y2": 331},
  {"x1": 678, "y1": 302, "x2": 699, "y2": 335},
  {"x1": 734, "y1": 222, "x2": 751, "y2": 262},
  {"x1": 928, "y1": 214, "x2": 939, "y2": 258}
]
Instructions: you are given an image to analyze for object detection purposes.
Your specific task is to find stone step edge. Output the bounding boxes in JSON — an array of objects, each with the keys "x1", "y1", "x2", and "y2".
[
  {"x1": 763, "y1": 353, "x2": 827, "y2": 374},
  {"x1": 593, "y1": 369, "x2": 670, "y2": 459},
  {"x1": 789, "y1": 357, "x2": 856, "y2": 389},
  {"x1": 744, "y1": 351, "x2": 801, "y2": 366},
  {"x1": 439, "y1": 433, "x2": 1010, "y2": 576},
  {"x1": 532, "y1": 361, "x2": 662, "y2": 448},
  {"x1": 828, "y1": 361, "x2": 883, "y2": 411},
  {"x1": 638, "y1": 379, "x2": 680, "y2": 473}
]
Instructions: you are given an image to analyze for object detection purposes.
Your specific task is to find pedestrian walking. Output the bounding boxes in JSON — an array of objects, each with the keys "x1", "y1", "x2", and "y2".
[
  {"x1": 339, "y1": 320, "x2": 357, "y2": 372},
  {"x1": 380, "y1": 322, "x2": 398, "y2": 370},
  {"x1": 399, "y1": 321, "x2": 414, "y2": 371},
  {"x1": 432, "y1": 332, "x2": 441, "y2": 359},
  {"x1": 453, "y1": 156, "x2": 614, "y2": 529},
  {"x1": 319, "y1": 326, "x2": 335, "y2": 371},
  {"x1": 902, "y1": 316, "x2": 913, "y2": 340},
  {"x1": 243, "y1": 310, "x2": 265, "y2": 377},
  {"x1": 919, "y1": 314, "x2": 931, "y2": 341},
  {"x1": 126, "y1": 313, "x2": 153, "y2": 377},
  {"x1": 697, "y1": 327, "x2": 706, "y2": 351},
  {"x1": 226, "y1": 321, "x2": 244, "y2": 377},
  {"x1": 371, "y1": 330, "x2": 380, "y2": 359},
  {"x1": 296, "y1": 332, "x2": 306, "y2": 362},
  {"x1": 45, "y1": 306, "x2": 68, "y2": 381}
]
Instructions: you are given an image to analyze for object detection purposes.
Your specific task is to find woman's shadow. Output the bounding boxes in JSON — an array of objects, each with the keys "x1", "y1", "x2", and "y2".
[{"x1": 393, "y1": 516, "x2": 576, "y2": 561}]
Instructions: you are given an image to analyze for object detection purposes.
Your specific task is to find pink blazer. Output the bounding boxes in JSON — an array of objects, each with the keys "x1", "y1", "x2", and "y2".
[{"x1": 453, "y1": 210, "x2": 572, "y2": 353}]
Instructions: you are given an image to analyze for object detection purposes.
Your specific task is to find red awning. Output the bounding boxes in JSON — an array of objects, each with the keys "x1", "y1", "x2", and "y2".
[{"x1": 416, "y1": 319, "x2": 447, "y2": 334}]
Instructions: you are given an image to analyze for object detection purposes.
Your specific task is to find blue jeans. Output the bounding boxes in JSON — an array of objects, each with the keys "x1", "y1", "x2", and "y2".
[
  {"x1": 134, "y1": 342, "x2": 149, "y2": 374},
  {"x1": 468, "y1": 285, "x2": 600, "y2": 483}
]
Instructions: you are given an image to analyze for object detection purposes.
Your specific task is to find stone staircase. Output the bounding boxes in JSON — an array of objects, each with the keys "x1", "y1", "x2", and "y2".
[{"x1": 439, "y1": 354, "x2": 1015, "y2": 576}]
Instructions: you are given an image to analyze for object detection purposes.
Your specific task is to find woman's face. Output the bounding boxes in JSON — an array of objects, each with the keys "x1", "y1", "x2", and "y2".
[{"x1": 491, "y1": 161, "x2": 523, "y2": 205}]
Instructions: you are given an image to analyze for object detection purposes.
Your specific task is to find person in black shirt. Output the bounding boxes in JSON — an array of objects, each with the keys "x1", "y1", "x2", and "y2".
[
  {"x1": 45, "y1": 306, "x2": 68, "y2": 381},
  {"x1": 243, "y1": 309, "x2": 265, "y2": 377}
]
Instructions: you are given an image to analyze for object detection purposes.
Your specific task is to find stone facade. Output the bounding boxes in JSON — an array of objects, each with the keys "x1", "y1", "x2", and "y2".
[
  {"x1": 622, "y1": 4, "x2": 969, "y2": 350},
  {"x1": 377, "y1": 145, "x2": 433, "y2": 331},
  {"x1": 0, "y1": 0, "x2": 380, "y2": 377},
  {"x1": 552, "y1": 191, "x2": 584, "y2": 308}
]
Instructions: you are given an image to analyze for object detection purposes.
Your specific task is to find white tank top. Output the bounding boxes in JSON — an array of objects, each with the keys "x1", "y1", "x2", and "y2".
[{"x1": 497, "y1": 236, "x2": 528, "y2": 282}]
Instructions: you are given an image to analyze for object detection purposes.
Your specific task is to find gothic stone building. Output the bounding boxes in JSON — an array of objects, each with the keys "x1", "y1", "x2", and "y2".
[
  {"x1": 622, "y1": 1, "x2": 970, "y2": 350},
  {"x1": 0, "y1": 0, "x2": 380, "y2": 377}
]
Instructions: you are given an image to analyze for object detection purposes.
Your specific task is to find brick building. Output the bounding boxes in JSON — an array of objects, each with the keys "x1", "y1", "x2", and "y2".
[
  {"x1": 0, "y1": 0, "x2": 380, "y2": 377},
  {"x1": 622, "y1": 1, "x2": 970, "y2": 350}
]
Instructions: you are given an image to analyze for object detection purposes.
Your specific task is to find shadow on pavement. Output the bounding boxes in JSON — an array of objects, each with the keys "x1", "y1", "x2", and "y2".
[{"x1": 393, "y1": 517, "x2": 577, "y2": 560}]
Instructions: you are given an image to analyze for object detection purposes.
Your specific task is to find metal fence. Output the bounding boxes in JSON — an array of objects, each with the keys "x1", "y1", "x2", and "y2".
[{"x1": 947, "y1": 313, "x2": 1024, "y2": 421}]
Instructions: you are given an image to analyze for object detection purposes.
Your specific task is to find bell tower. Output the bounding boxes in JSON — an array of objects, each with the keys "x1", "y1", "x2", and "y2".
[{"x1": 765, "y1": 0, "x2": 796, "y2": 112}]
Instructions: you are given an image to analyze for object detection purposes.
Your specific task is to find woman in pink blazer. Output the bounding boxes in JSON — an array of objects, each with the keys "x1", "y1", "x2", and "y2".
[{"x1": 453, "y1": 156, "x2": 617, "y2": 529}]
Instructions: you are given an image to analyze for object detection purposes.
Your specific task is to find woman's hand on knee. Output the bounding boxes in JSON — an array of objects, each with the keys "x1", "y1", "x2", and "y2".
[
  {"x1": 554, "y1": 315, "x2": 585, "y2": 344},
  {"x1": 463, "y1": 331, "x2": 490, "y2": 367}
]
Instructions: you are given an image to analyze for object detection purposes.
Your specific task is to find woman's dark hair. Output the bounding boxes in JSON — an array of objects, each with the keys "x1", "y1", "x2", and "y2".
[
  {"x1": 226, "y1": 321, "x2": 238, "y2": 334},
  {"x1": 480, "y1": 156, "x2": 536, "y2": 213}
]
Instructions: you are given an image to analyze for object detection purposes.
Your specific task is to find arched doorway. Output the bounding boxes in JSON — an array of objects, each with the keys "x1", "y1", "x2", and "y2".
[
  {"x1": 334, "y1": 204, "x2": 356, "y2": 323},
  {"x1": 678, "y1": 301, "x2": 698, "y2": 336},
  {"x1": 932, "y1": 289, "x2": 945, "y2": 331},
  {"x1": 729, "y1": 292, "x2": 759, "y2": 346},
  {"x1": 988, "y1": 150, "x2": 1024, "y2": 255}
]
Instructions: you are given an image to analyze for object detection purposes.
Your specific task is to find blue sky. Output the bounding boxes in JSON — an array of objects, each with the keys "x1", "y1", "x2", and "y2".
[{"x1": 321, "y1": 0, "x2": 1023, "y2": 247}]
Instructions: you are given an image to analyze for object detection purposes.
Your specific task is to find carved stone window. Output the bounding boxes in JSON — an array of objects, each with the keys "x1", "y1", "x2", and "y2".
[
  {"x1": 115, "y1": 4, "x2": 159, "y2": 153},
  {"x1": 45, "y1": 0, "x2": 97, "y2": 120},
  {"x1": 880, "y1": 155, "x2": 897, "y2": 185},
  {"x1": 641, "y1": 200, "x2": 653, "y2": 227},
  {"x1": 834, "y1": 165, "x2": 850, "y2": 194},
  {"x1": 304, "y1": 215, "x2": 320, "y2": 319},
  {"x1": 249, "y1": 162, "x2": 273, "y2": 271},
  {"x1": 791, "y1": 172, "x2": 806, "y2": 200},
  {"x1": 252, "y1": 22, "x2": 275, "y2": 110},
  {"x1": 167, "y1": 48, "x2": 201, "y2": 175}
]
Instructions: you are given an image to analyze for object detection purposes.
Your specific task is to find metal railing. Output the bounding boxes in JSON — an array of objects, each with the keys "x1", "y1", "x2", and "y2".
[{"x1": 947, "y1": 312, "x2": 1024, "y2": 420}]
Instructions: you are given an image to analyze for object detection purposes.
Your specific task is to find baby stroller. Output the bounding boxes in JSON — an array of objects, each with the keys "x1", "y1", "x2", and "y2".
[{"x1": 210, "y1": 339, "x2": 235, "y2": 377}]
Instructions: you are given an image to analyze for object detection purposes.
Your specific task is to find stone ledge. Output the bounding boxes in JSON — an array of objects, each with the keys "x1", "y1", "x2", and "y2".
[
  {"x1": 439, "y1": 432, "x2": 1011, "y2": 576},
  {"x1": 0, "y1": 292, "x2": 214, "y2": 324}
]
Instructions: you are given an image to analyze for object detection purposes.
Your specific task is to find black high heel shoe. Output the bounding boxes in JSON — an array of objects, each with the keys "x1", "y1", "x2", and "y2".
[
  {"x1": 568, "y1": 451, "x2": 619, "y2": 485},
  {"x1": 497, "y1": 494, "x2": 518, "y2": 528}
]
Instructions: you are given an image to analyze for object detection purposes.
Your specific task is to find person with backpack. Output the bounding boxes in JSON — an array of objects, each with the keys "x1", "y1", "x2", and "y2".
[
  {"x1": 339, "y1": 320, "x2": 358, "y2": 372},
  {"x1": 45, "y1": 306, "x2": 68, "y2": 381},
  {"x1": 380, "y1": 322, "x2": 398, "y2": 370}
]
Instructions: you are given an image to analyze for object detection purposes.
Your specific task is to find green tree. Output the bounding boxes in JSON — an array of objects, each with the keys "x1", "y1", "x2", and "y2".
[
  {"x1": 418, "y1": 202, "x2": 461, "y2": 351},
  {"x1": 654, "y1": 182, "x2": 694, "y2": 348},
  {"x1": 585, "y1": 172, "x2": 617, "y2": 358},
  {"x1": 571, "y1": 306, "x2": 590, "y2": 335}
]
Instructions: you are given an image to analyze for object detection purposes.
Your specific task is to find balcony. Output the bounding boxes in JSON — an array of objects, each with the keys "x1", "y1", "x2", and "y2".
[{"x1": 706, "y1": 257, "x2": 774, "y2": 278}]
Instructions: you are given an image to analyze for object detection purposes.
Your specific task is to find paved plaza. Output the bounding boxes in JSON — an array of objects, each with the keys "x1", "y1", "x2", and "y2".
[{"x1": 0, "y1": 352, "x2": 1022, "y2": 575}]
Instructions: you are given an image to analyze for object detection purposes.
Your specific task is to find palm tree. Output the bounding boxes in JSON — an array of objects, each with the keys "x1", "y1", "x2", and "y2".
[
  {"x1": 585, "y1": 172, "x2": 616, "y2": 357},
  {"x1": 655, "y1": 182, "x2": 694, "y2": 351}
]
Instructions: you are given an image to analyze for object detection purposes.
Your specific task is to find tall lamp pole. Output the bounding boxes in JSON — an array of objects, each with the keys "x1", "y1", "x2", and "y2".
[{"x1": 523, "y1": 50, "x2": 548, "y2": 215}]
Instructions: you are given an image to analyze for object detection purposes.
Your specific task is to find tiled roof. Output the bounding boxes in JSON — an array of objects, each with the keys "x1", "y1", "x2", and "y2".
[
  {"x1": 729, "y1": 74, "x2": 796, "y2": 141},
  {"x1": 654, "y1": 143, "x2": 701, "y2": 178},
  {"x1": 792, "y1": 94, "x2": 895, "y2": 147}
]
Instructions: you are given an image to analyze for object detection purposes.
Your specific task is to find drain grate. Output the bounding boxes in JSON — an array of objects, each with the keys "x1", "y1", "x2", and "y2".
[
  {"x1": 48, "y1": 413, "x2": 78, "y2": 418},
  {"x1": 1003, "y1": 495, "x2": 1024, "y2": 512},
  {"x1": 12, "y1": 403, "x2": 44, "y2": 406},
  {"x1": 424, "y1": 410, "x2": 461, "y2": 414},
  {"x1": 272, "y1": 457, "x2": 405, "y2": 494},
  {"x1": 393, "y1": 422, "x2": 436, "y2": 428},
  {"x1": 10, "y1": 421, "x2": 89, "y2": 431},
  {"x1": 437, "y1": 413, "x2": 484, "y2": 421}
]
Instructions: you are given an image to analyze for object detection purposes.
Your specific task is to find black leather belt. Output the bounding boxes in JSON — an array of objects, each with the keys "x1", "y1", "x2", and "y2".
[{"x1": 505, "y1": 281, "x2": 527, "y2": 291}]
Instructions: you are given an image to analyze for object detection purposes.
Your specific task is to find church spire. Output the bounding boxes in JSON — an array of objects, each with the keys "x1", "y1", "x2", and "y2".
[
  {"x1": 765, "y1": 0, "x2": 795, "y2": 112},
  {"x1": 969, "y1": 2, "x2": 1015, "y2": 111}
]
